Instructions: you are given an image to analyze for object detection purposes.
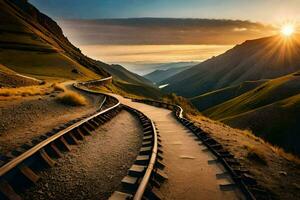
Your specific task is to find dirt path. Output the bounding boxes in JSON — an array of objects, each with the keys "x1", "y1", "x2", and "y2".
[
  {"x1": 114, "y1": 94, "x2": 244, "y2": 200},
  {"x1": 0, "y1": 83, "x2": 104, "y2": 155},
  {"x1": 22, "y1": 110, "x2": 142, "y2": 200}
]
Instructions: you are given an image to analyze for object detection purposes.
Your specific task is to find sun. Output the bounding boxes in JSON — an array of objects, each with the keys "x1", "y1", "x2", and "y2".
[{"x1": 281, "y1": 24, "x2": 295, "y2": 37}]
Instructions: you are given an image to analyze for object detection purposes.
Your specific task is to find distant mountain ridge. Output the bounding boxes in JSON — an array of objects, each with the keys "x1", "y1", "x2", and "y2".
[
  {"x1": 99, "y1": 63, "x2": 154, "y2": 86},
  {"x1": 162, "y1": 35, "x2": 300, "y2": 97},
  {"x1": 144, "y1": 62, "x2": 196, "y2": 84}
]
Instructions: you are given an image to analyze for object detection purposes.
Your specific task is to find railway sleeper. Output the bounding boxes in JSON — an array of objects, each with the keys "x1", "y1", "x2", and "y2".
[
  {"x1": 143, "y1": 135, "x2": 153, "y2": 142},
  {"x1": 157, "y1": 141, "x2": 162, "y2": 147},
  {"x1": 152, "y1": 169, "x2": 168, "y2": 183},
  {"x1": 139, "y1": 146, "x2": 152, "y2": 155},
  {"x1": 128, "y1": 165, "x2": 146, "y2": 177},
  {"x1": 89, "y1": 119, "x2": 99, "y2": 128},
  {"x1": 72, "y1": 129, "x2": 85, "y2": 141},
  {"x1": 143, "y1": 186, "x2": 163, "y2": 200},
  {"x1": 20, "y1": 143, "x2": 34, "y2": 152},
  {"x1": 38, "y1": 149, "x2": 56, "y2": 168},
  {"x1": 9, "y1": 149, "x2": 24, "y2": 157},
  {"x1": 45, "y1": 143, "x2": 63, "y2": 158},
  {"x1": 142, "y1": 123, "x2": 151, "y2": 128},
  {"x1": 84, "y1": 122, "x2": 96, "y2": 132},
  {"x1": 93, "y1": 116, "x2": 104, "y2": 125},
  {"x1": 155, "y1": 159, "x2": 166, "y2": 170},
  {"x1": 108, "y1": 191, "x2": 133, "y2": 200},
  {"x1": 18, "y1": 164, "x2": 40, "y2": 184},
  {"x1": 149, "y1": 177, "x2": 161, "y2": 188},
  {"x1": 219, "y1": 183, "x2": 238, "y2": 191},
  {"x1": 121, "y1": 175, "x2": 139, "y2": 191},
  {"x1": 79, "y1": 125, "x2": 92, "y2": 136},
  {"x1": 55, "y1": 136, "x2": 71, "y2": 151},
  {"x1": 141, "y1": 119, "x2": 149, "y2": 123},
  {"x1": 142, "y1": 140, "x2": 152, "y2": 147},
  {"x1": 64, "y1": 132, "x2": 80, "y2": 145},
  {"x1": 241, "y1": 174, "x2": 257, "y2": 185},
  {"x1": 134, "y1": 155, "x2": 150, "y2": 165},
  {"x1": 0, "y1": 179, "x2": 22, "y2": 200},
  {"x1": 209, "y1": 144, "x2": 223, "y2": 151},
  {"x1": 143, "y1": 130, "x2": 153, "y2": 136},
  {"x1": 143, "y1": 126, "x2": 153, "y2": 132}
]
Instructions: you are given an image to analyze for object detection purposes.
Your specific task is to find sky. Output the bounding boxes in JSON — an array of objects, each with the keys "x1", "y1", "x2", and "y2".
[
  {"x1": 29, "y1": 0, "x2": 300, "y2": 74},
  {"x1": 29, "y1": 0, "x2": 300, "y2": 24}
]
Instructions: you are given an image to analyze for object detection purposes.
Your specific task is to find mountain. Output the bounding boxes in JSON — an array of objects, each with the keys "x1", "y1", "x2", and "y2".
[
  {"x1": 162, "y1": 35, "x2": 300, "y2": 97},
  {"x1": 190, "y1": 80, "x2": 266, "y2": 111},
  {"x1": 100, "y1": 64, "x2": 154, "y2": 86},
  {"x1": 161, "y1": 35, "x2": 300, "y2": 155},
  {"x1": 0, "y1": 0, "x2": 157, "y2": 97},
  {"x1": 144, "y1": 62, "x2": 194, "y2": 84},
  {"x1": 0, "y1": 64, "x2": 41, "y2": 87},
  {"x1": 0, "y1": 0, "x2": 109, "y2": 80},
  {"x1": 203, "y1": 72, "x2": 300, "y2": 155}
]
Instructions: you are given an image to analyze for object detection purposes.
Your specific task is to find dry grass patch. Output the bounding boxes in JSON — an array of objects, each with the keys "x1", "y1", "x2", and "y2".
[
  {"x1": 57, "y1": 91, "x2": 87, "y2": 106},
  {"x1": 0, "y1": 82, "x2": 68, "y2": 100},
  {"x1": 51, "y1": 83, "x2": 65, "y2": 92},
  {"x1": 0, "y1": 84, "x2": 51, "y2": 97},
  {"x1": 270, "y1": 145, "x2": 300, "y2": 164},
  {"x1": 244, "y1": 144, "x2": 268, "y2": 165}
]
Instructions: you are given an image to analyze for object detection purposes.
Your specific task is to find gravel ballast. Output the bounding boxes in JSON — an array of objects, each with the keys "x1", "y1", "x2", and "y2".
[{"x1": 22, "y1": 109, "x2": 142, "y2": 200}]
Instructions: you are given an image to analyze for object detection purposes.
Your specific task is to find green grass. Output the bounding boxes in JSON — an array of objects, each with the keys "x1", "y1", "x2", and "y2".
[
  {"x1": 205, "y1": 73, "x2": 300, "y2": 120},
  {"x1": 190, "y1": 80, "x2": 265, "y2": 111},
  {"x1": 0, "y1": 4, "x2": 103, "y2": 81},
  {"x1": 0, "y1": 49, "x2": 100, "y2": 80},
  {"x1": 200, "y1": 73, "x2": 300, "y2": 155}
]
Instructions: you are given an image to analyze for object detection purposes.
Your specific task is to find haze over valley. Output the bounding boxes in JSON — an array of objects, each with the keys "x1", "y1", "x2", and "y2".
[{"x1": 57, "y1": 18, "x2": 275, "y2": 74}]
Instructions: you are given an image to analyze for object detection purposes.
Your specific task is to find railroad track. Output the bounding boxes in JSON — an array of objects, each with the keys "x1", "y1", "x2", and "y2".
[
  {"x1": 132, "y1": 99, "x2": 271, "y2": 200},
  {"x1": 109, "y1": 105, "x2": 166, "y2": 200},
  {"x1": 0, "y1": 77, "x2": 165, "y2": 200},
  {"x1": 0, "y1": 78, "x2": 122, "y2": 200},
  {"x1": 0, "y1": 76, "x2": 269, "y2": 200}
]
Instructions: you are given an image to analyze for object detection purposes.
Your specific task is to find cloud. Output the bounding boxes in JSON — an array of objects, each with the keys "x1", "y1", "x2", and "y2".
[
  {"x1": 233, "y1": 27, "x2": 247, "y2": 32},
  {"x1": 59, "y1": 18, "x2": 275, "y2": 45},
  {"x1": 79, "y1": 44, "x2": 233, "y2": 64}
]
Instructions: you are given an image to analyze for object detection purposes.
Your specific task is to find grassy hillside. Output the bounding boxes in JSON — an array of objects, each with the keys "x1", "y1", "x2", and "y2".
[
  {"x1": 88, "y1": 79, "x2": 162, "y2": 100},
  {"x1": 203, "y1": 72, "x2": 300, "y2": 155},
  {"x1": 0, "y1": 0, "x2": 163, "y2": 103},
  {"x1": 0, "y1": 64, "x2": 41, "y2": 87},
  {"x1": 190, "y1": 80, "x2": 266, "y2": 111},
  {"x1": 99, "y1": 63, "x2": 154, "y2": 86},
  {"x1": 0, "y1": 0, "x2": 105, "y2": 80},
  {"x1": 221, "y1": 93, "x2": 300, "y2": 155},
  {"x1": 162, "y1": 35, "x2": 300, "y2": 97}
]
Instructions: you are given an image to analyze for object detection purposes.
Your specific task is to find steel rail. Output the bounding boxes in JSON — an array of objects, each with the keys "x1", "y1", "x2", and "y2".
[
  {"x1": 133, "y1": 120, "x2": 158, "y2": 200},
  {"x1": 132, "y1": 98, "x2": 257, "y2": 200},
  {"x1": 0, "y1": 77, "x2": 118, "y2": 177}
]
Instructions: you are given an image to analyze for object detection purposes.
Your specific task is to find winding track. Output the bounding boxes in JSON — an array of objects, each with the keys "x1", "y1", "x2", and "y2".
[
  {"x1": 113, "y1": 94, "x2": 245, "y2": 200},
  {"x1": 0, "y1": 77, "x2": 162, "y2": 200},
  {"x1": 0, "y1": 76, "x2": 256, "y2": 200}
]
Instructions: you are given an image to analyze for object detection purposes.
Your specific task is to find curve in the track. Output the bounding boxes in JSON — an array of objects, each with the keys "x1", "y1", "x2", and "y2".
[{"x1": 113, "y1": 94, "x2": 246, "y2": 200}]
